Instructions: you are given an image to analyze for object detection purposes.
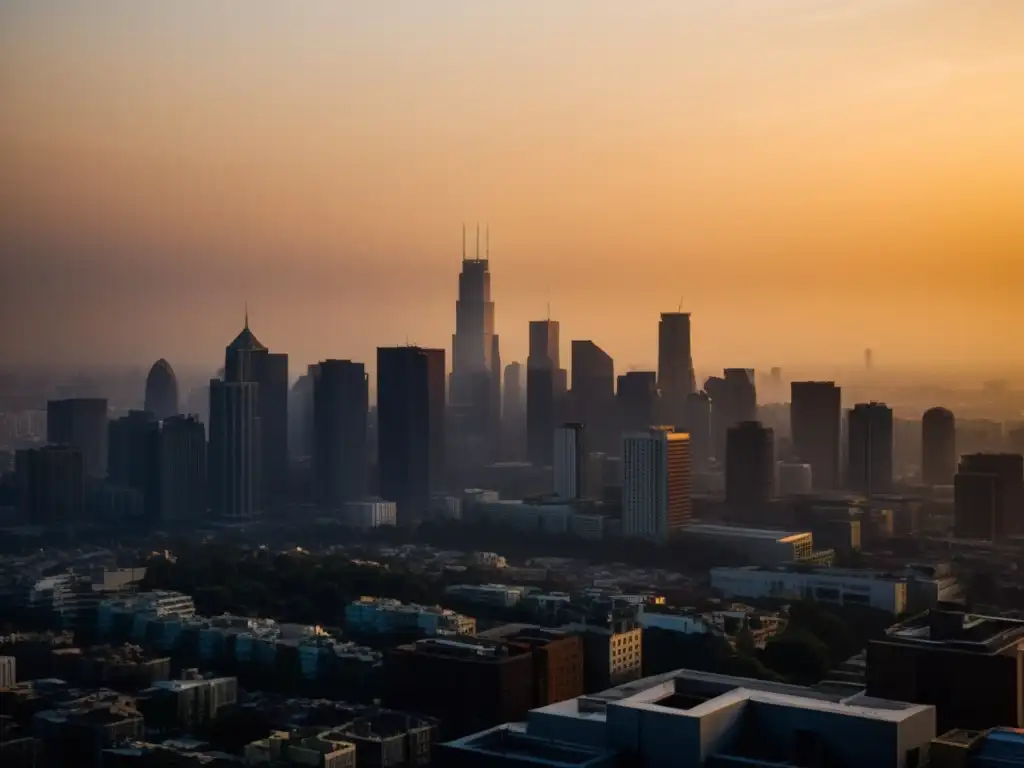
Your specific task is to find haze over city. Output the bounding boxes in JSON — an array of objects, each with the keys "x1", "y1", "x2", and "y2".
[{"x1": 2, "y1": 0, "x2": 1023, "y2": 375}]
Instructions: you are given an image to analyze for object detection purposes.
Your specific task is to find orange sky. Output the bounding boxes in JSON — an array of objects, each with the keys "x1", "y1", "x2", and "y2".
[{"x1": 1, "y1": 1, "x2": 1022, "y2": 375}]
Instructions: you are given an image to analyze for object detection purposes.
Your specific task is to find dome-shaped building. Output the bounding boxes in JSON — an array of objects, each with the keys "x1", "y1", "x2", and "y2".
[{"x1": 145, "y1": 359, "x2": 180, "y2": 421}]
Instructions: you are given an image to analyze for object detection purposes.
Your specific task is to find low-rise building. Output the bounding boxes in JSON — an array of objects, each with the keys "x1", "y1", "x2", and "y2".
[
  {"x1": 680, "y1": 523, "x2": 815, "y2": 564},
  {"x1": 439, "y1": 669, "x2": 936, "y2": 767},
  {"x1": 342, "y1": 498, "x2": 397, "y2": 530},
  {"x1": 245, "y1": 730, "x2": 356, "y2": 767},
  {"x1": 710, "y1": 565, "x2": 911, "y2": 614},
  {"x1": 345, "y1": 597, "x2": 476, "y2": 636},
  {"x1": 443, "y1": 584, "x2": 527, "y2": 608}
]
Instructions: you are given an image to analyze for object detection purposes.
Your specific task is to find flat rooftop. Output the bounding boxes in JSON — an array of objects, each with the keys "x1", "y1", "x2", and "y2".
[
  {"x1": 712, "y1": 564, "x2": 906, "y2": 582},
  {"x1": 682, "y1": 524, "x2": 810, "y2": 543},
  {"x1": 882, "y1": 609, "x2": 1024, "y2": 653},
  {"x1": 444, "y1": 725, "x2": 612, "y2": 767}
]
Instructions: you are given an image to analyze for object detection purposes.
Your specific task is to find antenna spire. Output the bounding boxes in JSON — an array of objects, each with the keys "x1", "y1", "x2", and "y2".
[
  {"x1": 244, "y1": 300, "x2": 249, "y2": 330},
  {"x1": 475, "y1": 224, "x2": 480, "y2": 261},
  {"x1": 486, "y1": 225, "x2": 490, "y2": 260},
  {"x1": 462, "y1": 224, "x2": 466, "y2": 260}
]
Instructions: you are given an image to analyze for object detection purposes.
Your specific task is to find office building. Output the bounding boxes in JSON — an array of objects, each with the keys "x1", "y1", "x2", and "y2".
[
  {"x1": 570, "y1": 340, "x2": 615, "y2": 453},
  {"x1": 868, "y1": 608, "x2": 1024, "y2": 733},
  {"x1": 777, "y1": 461, "x2": 814, "y2": 495},
  {"x1": 848, "y1": 402, "x2": 894, "y2": 495},
  {"x1": 527, "y1": 320, "x2": 563, "y2": 467},
  {"x1": 208, "y1": 378, "x2": 260, "y2": 520},
  {"x1": 954, "y1": 453, "x2": 1024, "y2": 540},
  {"x1": 682, "y1": 391, "x2": 712, "y2": 470},
  {"x1": 617, "y1": 371, "x2": 659, "y2": 436},
  {"x1": 156, "y1": 415, "x2": 206, "y2": 523},
  {"x1": 552, "y1": 422, "x2": 586, "y2": 500},
  {"x1": 502, "y1": 361, "x2": 525, "y2": 459},
  {"x1": 657, "y1": 311, "x2": 696, "y2": 425},
  {"x1": 922, "y1": 407, "x2": 957, "y2": 487},
  {"x1": 705, "y1": 370, "x2": 756, "y2": 463},
  {"x1": 622, "y1": 427, "x2": 691, "y2": 542},
  {"x1": 313, "y1": 359, "x2": 369, "y2": 510},
  {"x1": 377, "y1": 346, "x2": 446, "y2": 524},
  {"x1": 476, "y1": 625, "x2": 585, "y2": 708},
  {"x1": 682, "y1": 524, "x2": 813, "y2": 565},
  {"x1": 440, "y1": 669, "x2": 935, "y2": 768},
  {"x1": 15, "y1": 445, "x2": 85, "y2": 524},
  {"x1": 107, "y1": 410, "x2": 160, "y2": 517},
  {"x1": 143, "y1": 359, "x2": 179, "y2": 421},
  {"x1": 450, "y1": 238, "x2": 501, "y2": 465},
  {"x1": 46, "y1": 398, "x2": 108, "y2": 477},
  {"x1": 725, "y1": 420, "x2": 775, "y2": 518},
  {"x1": 790, "y1": 381, "x2": 842, "y2": 490},
  {"x1": 561, "y1": 616, "x2": 643, "y2": 694},
  {"x1": 342, "y1": 497, "x2": 397, "y2": 529},
  {"x1": 288, "y1": 365, "x2": 317, "y2": 460}
]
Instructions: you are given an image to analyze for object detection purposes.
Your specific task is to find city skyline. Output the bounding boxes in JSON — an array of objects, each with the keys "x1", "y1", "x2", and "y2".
[{"x1": 2, "y1": 2, "x2": 1023, "y2": 371}]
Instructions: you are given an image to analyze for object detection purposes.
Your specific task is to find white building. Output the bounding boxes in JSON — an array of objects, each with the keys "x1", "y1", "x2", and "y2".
[
  {"x1": 622, "y1": 427, "x2": 691, "y2": 543},
  {"x1": 342, "y1": 498, "x2": 397, "y2": 530},
  {"x1": 710, "y1": 565, "x2": 910, "y2": 614},
  {"x1": 553, "y1": 423, "x2": 585, "y2": 500},
  {"x1": 441, "y1": 669, "x2": 936, "y2": 768},
  {"x1": 777, "y1": 462, "x2": 814, "y2": 495},
  {"x1": 681, "y1": 523, "x2": 814, "y2": 564},
  {"x1": 345, "y1": 597, "x2": 476, "y2": 635}
]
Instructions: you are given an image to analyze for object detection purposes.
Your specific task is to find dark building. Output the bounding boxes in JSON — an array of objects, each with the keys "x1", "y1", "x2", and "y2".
[
  {"x1": 143, "y1": 359, "x2": 179, "y2": 421},
  {"x1": 570, "y1": 340, "x2": 615, "y2": 454},
  {"x1": 617, "y1": 371, "x2": 659, "y2": 437},
  {"x1": 15, "y1": 445, "x2": 85, "y2": 524},
  {"x1": 158, "y1": 415, "x2": 207, "y2": 523},
  {"x1": 377, "y1": 346, "x2": 445, "y2": 524},
  {"x1": 46, "y1": 398, "x2": 108, "y2": 477},
  {"x1": 922, "y1": 407, "x2": 957, "y2": 487},
  {"x1": 847, "y1": 402, "x2": 894, "y2": 495},
  {"x1": 502, "y1": 362, "x2": 525, "y2": 460},
  {"x1": 790, "y1": 381, "x2": 842, "y2": 490},
  {"x1": 313, "y1": 359, "x2": 369, "y2": 510},
  {"x1": 954, "y1": 453, "x2": 1024, "y2": 540},
  {"x1": 726, "y1": 421, "x2": 775, "y2": 518},
  {"x1": 867, "y1": 608, "x2": 1024, "y2": 733},
  {"x1": 107, "y1": 411, "x2": 160, "y2": 517},
  {"x1": 657, "y1": 311, "x2": 696, "y2": 425},
  {"x1": 208, "y1": 379, "x2": 260, "y2": 520},
  {"x1": 705, "y1": 370, "x2": 757, "y2": 464},
  {"x1": 1009, "y1": 426, "x2": 1024, "y2": 456},
  {"x1": 477, "y1": 626, "x2": 585, "y2": 708},
  {"x1": 683, "y1": 391, "x2": 713, "y2": 470},
  {"x1": 527, "y1": 320, "x2": 563, "y2": 467},
  {"x1": 288, "y1": 365, "x2": 318, "y2": 460},
  {"x1": 385, "y1": 637, "x2": 534, "y2": 738}
]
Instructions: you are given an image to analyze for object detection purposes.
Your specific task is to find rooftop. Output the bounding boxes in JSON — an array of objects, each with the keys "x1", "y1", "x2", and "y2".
[
  {"x1": 881, "y1": 608, "x2": 1024, "y2": 653},
  {"x1": 444, "y1": 725, "x2": 613, "y2": 767},
  {"x1": 682, "y1": 523, "x2": 810, "y2": 543}
]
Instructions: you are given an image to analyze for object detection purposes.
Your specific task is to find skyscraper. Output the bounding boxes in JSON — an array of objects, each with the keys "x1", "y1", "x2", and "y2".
[
  {"x1": 683, "y1": 391, "x2": 713, "y2": 470},
  {"x1": 705, "y1": 370, "x2": 757, "y2": 463},
  {"x1": 622, "y1": 427, "x2": 691, "y2": 543},
  {"x1": 46, "y1": 398, "x2": 109, "y2": 478},
  {"x1": 954, "y1": 454, "x2": 1024, "y2": 541},
  {"x1": 15, "y1": 445, "x2": 85, "y2": 524},
  {"x1": 527, "y1": 320, "x2": 562, "y2": 467},
  {"x1": 726, "y1": 421, "x2": 775, "y2": 519},
  {"x1": 208, "y1": 379, "x2": 260, "y2": 520},
  {"x1": 158, "y1": 415, "x2": 207, "y2": 523},
  {"x1": 617, "y1": 371, "x2": 659, "y2": 436},
  {"x1": 570, "y1": 340, "x2": 615, "y2": 453},
  {"x1": 553, "y1": 422, "x2": 586, "y2": 500},
  {"x1": 790, "y1": 381, "x2": 842, "y2": 490},
  {"x1": 314, "y1": 359, "x2": 369, "y2": 510},
  {"x1": 847, "y1": 402, "x2": 894, "y2": 496},
  {"x1": 922, "y1": 407, "x2": 957, "y2": 487},
  {"x1": 657, "y1": 312, "x2": 696, "y2": 424},
  {"x1": 107, "y1": 410, "x2": 160, "y2": 517},
  {"x1": 377, "y1": 346, "x2": 446, "y2": 524},
  {"x1": 450, "y1": 231, "x2": 501, "y2": 465},
  {"x1": 144, "y1": 359, "x2": 180, "y2": 421},
  {"x1": 502, "y1": 362, "x2": 525, "y2": 460}
]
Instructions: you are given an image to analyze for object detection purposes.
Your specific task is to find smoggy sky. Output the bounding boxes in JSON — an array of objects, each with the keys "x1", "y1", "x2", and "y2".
[{"x1": 1, "y1": 0, "x2": 1022, "y2": 376}]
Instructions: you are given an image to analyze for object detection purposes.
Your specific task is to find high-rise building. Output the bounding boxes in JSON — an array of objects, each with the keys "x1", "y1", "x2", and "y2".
[
  {"x1": 570, "y1": 341, "x2": 615, "y2": 454},
  {"x1": 954, "y1": 453, "x2": 1024, "y2": 541},
  {"x1": 377, "y1": 346, "x2": 446, "y2": 525},
  {"x1": 527, "y1": 320, "x2": 563, "y2": 467},
  {"x1": 313, "y1": 359, "x2": 369, "y2": 510},
  {"x1": 450, "y1": 235, "x2": 501, "y2": 465},
  {"x1": 790, "y1": 381, "x2": 842, "y2": 490},
  {"x1": 726, "y1": 421, "x2": 775, "y2": 518},
  {"x1": 705, "y1": 370, "x2": 757, "y2": 464},
  {"x1": 208, "y1": 379, "x2": 260, "y2": 520},
  {"x1": 46, "y1": 398, "x2": 108, "y2": 478},
  {"x1": 158, "y1": 415, "x2": 207, "y2": 523},
  {"x1": 847, "y1": 402, "x2": 894, "y2": 496},
  {"x1": 683, "y1": 391, "x2": 713, "y2": 470},
  {"x1": 107, "y1": 410, "x2": 160, "y2": 517},
  {"x1": 921, "y1": 407, "x2": 957, "y2": 487},
  {"x1": 657, "y1": 312, "x2": 696, "y2": 424},
  {"x1": 15, "y1": 445, "x2": 85, "y2": 524},
  {"x1": 553, "y1": 422, "x2": 586, "y2": 500},
  {"x1": 287, "y1": 365, "x2": 317, "y2": 460},
  {"x1": 622, "y1": 427, "x2": 692, "y2": 542},
  {"x1": 617, "y1": 371, "x2": 659, "y2": 437},
  {"x1": 144, "y1": 359, "x2": 179, "y2": 421},
  {"x1": 502, "y1": 362, "x2": 525, "y2": 460}
]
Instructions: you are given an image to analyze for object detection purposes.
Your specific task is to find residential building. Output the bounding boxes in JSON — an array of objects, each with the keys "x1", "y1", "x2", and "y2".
[
  {"x1": 848, "y1": 402, "x2": 894, "y2": 495},
  {"x1": 681, "y1": 523, "x2": 814, "y2": 565},
  {"x1": 345, "y1": 598, "x2": 475, "y2": 636},
  {"x1": 922, "y1": 407, "x2": 957, "y2": 487},
  {"x1": 46, "y1": 398, "x2": 109, "y2": 478},
  {"x1": 622, "y1": 427, "x2": 691, "y2": 542},
  {"x1": 341, "y1": 498, "x2": 397, "y2": 530},
  {"x1": 790, "y1": 381, "x2": 842, "y2": 490}
]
